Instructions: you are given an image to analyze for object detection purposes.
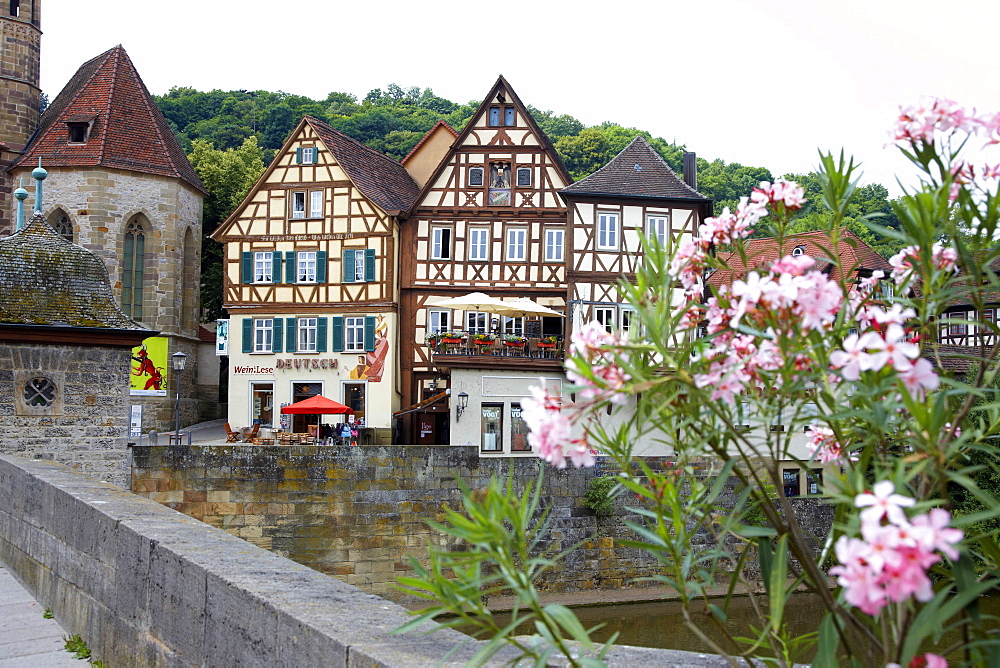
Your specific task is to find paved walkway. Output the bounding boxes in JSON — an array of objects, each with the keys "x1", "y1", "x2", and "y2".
[{"x1": 0, "y1": 564, "x2": 78, "y2": 667}]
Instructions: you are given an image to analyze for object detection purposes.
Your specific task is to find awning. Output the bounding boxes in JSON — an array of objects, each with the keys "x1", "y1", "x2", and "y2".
[{"x1": 393, "y1": 389, "x2": 450, "y2": 417}]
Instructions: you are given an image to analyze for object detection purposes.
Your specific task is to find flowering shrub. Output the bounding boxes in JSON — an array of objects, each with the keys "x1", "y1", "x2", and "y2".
[{"x1": 402, "y1": 99, "x2": 1000, "y2": 666}]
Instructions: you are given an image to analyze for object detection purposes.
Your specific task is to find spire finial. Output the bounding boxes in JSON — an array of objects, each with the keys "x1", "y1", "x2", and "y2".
[
  {"x1": 13, "y1": 177, "x2": 27, "y2": 231},
  {"x1": 31, "y1": 157, "x2": 46, "y2": 213}
]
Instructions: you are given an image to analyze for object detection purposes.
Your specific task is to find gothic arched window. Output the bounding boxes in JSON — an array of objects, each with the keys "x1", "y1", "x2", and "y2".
[
  {"x1": 48, "y1": 210, "x2": 73, "y2": 243},
  {"x1": 122, "y1": 216, "x2": 147, "y2": 321}
]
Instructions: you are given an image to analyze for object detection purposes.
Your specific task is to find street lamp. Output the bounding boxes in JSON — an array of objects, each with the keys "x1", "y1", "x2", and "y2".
[
  {"x1": 455, "y1": 391, "x2": 469, "y2": 422},
  {"x1": 171, "y1": 352, "x2": 187, "y2": 444}
]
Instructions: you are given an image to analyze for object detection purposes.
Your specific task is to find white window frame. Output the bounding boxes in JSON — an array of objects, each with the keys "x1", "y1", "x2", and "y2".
[
  {"x1": 253, "y1": 251, "x2": 273, "y2": 284},
  {"x1": 597, "y1": 211, "x2": 620, "y2": 251},
  {"x1": 593, "y1": 306, "x2": 616, "y2": 333},
  {"x1": 466, "y1": 311, "x2": 489, "y2": 334},
  {"x1": 646, "y1": 215, "x2": 669, "y2": 248},
  {"x1": 345, "y1": 316, "x2": 365, "y2": 352},
  {"x1": 309, "y1": 190, "x2": 323, "y2": 218},
  {"x1": 297, "y1": 251, "x2": 316, "y2": 283},
  {"x1": 468, "y1": 227, "x2": 489, "y2": 261},
  {"x1": 620, "y1": 307, "x2": 637, "y2": 340},
  {"x1": 502, "y1": 317, "x2": 524, "y2": 336},
  {"x1": 301, "y1": 146, "x2": 317, "y2": 164},
  {"x1": 253, "y1": 318, "x2": 273, "y2": 353},
  {"x1": 291, "y1": 191, "x2": 306, "y2": 219},
  {"x1": 544, "y1": 228, "x2": 564, "y2": 262},
  {"x1": 431, "y1": 227, "x2": 452, "y2": 260},
  {"x1": 506, "y1": 227, "x2": 527, "y2": 262},
  {"x1": 427, "y1": 309, "x2": 451, "y2": 335},
  {"x1": 298, "y1": 317, "x2": 318, "y2": 352},
  {"x1": 354, "y1": 252, "x2": 365, "y2": 282}
]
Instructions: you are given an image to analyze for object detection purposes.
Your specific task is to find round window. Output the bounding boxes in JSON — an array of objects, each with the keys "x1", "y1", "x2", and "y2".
[{"x1": 24, "y1": 377, "x2": 56, "y2": 407}]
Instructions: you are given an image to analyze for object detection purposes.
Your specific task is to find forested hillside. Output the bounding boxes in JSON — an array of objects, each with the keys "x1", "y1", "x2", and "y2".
[{"x1": 152, "y1": 85, "x2": 903, "y2": 318}]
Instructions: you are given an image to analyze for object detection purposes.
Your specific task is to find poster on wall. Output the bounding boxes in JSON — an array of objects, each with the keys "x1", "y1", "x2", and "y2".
[
  {"x1": 130, "y1": 336, "x2": 168, "y2": 396},
  {"x1": 216, "y1": 319, "x2": 229, "y2": 356},
  {"x1": 129, "y1": 405, "x2": 143, "y2": 438}
]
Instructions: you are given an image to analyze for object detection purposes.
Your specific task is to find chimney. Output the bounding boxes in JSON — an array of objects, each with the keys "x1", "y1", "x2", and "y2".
[{"x1": 683, "y1": 152, "x2": 697, "y2": 190}]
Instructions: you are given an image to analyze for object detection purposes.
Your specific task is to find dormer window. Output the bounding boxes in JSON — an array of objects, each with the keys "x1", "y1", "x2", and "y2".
[
  {"x1": 9, "y1": 0, "x2": 18, "y2": 18},
  {"x1": 792, "y1": 245, "x2": 806, "y2": 256},
  {"x1": 66, "y1": 115, "x2": 96, "y2": 144}
]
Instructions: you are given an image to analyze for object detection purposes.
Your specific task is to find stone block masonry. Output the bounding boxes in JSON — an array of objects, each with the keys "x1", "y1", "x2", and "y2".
[
  {"x1": 131, "y1": 445, "x2": 787, "y2": 602},
  {"x1": 0, "y1": 454, "x2": 738, "y2": 666}
]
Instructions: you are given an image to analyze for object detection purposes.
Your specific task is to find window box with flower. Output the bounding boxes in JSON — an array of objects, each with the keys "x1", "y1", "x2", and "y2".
[
  {"x1": 537, "y1": 335, "x2": 558, "y2": 348},
  {"x1": 503, "y1": 335, "x2": 527, "y2": 347}
]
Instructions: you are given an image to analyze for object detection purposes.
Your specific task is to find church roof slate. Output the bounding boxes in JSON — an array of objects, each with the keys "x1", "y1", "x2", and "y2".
[
  {"x1": 11, "y1": 45, "x2": 206, "y2": 193},
  {"x1": 0, "y1": 213, "x2": 148, "y2": 330}
]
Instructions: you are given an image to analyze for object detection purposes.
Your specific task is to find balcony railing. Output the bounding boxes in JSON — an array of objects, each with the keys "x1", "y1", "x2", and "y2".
[{"x1": 428, "y1": 335, "x2": 564, "y2": 361}]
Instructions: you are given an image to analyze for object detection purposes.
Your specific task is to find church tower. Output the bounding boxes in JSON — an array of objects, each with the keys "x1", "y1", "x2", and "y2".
[{"x1": 0, "y1": 0, "x2": 41, "y2": 233}]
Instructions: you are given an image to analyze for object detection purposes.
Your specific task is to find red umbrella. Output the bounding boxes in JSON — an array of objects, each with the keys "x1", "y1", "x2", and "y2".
[{"x1": 280, "y1": 395, "x2": 352, "y2": 415}]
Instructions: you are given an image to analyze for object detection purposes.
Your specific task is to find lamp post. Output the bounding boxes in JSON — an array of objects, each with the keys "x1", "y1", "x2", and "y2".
[
  {"x1": 171, "y1": 352, "x2": 187, "y2": 443},
  {"x1": 455, "y1": 391, "x2": 469, "y2": 422}
]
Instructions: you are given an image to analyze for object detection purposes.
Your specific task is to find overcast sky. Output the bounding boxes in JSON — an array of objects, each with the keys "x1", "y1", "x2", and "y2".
[{"x1": 40, "y1": 0, "x2": 1000, "y2": 197}]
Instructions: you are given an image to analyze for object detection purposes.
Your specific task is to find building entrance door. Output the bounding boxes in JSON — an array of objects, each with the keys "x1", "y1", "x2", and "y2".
[
  {"x1": 291, "y1": 382, "x2": 323, "y2": 433},
  {"x1": 250, "y1": 382, "x2": 273, "y2": 427}
]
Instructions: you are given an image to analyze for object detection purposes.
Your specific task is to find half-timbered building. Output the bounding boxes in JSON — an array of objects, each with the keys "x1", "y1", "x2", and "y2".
[
  {"x1": 212, "y1": 116, "x2": 419, "y2": 441},
  {"x1": 397, "y1": 76, "x2": 574, "y2": 447},
  {"x1": 560, "y1": 136, "x2": 712, "y2": 336}
]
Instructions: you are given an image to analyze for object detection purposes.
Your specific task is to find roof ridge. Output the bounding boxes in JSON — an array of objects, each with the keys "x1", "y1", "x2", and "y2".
[
  {"x1": 305, "y1": 116, "x2": 407, "y2": 168},
  {"x1": 118, "y1": 47, "x2": 182, "y2": 181},
  {"x1": 401, "y1": 120, "x2": 458, "y2": 165}
]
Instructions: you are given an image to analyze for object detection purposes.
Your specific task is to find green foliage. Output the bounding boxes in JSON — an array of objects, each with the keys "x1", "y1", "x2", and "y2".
[
  {"x1": 42, "y1": 607, "x2": 53, "y2": 619},
  {"x1": 63, "y1": 634, "x2": 91, "y2": 659},
  {"x1": 187, "y1": 136, "x2": 265, "y2": 320},
  {"x1": 583, "y1": 475, "x2": 618, "y2": 516},
  {"x1": 394, "y1": 472, "x2": 615, "y2": 666}
]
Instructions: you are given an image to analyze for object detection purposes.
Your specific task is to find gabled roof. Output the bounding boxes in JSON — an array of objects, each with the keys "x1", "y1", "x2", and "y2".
[
  {"x1": 562, "y1": 136, "x2": 709, "y2": 202},
  {"x1": 709, "y1": 228, "x2": 892, "y2": 288},
  {"x1": 0, "y1": 213, "x2": 147, "y2": 330},
  {"x1": 406, "y1": 75, "x2": 572, "y2": 215},
  {"x1": 306, "y1": 116, "x2": 420, "y2": 213},
  {"x1": 212, "y1": 116, "x2": 419, "y2": 238},
  {"x1": 11, "y1": 45, "x2": 206, "y2": 193},
  {"x1": 401, "y1": 120, "x2": 458, "y2": 165}
]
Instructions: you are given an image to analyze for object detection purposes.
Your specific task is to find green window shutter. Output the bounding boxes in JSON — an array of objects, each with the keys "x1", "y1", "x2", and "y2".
[
  {"x1": 286, "y1": 317, "x2": 296, "y2": 353},
  {"x1": 332, "y1": 316, "x2": 344, "y2": 352},
  {"x1": 364, "y1": 316, "x2": 376, "y2": 352},
  {"x1": 241, "y1": 252, "x2": 252, "y2": 284},
  {"x1": 317, "y1": 317, "x2": 328, "y2": 352},
  {"x1": 316, "y1": 251, "x2": 327, "y2": 283},
  {"x1": 272, "y1": 318, "x2": 283, "y2": 353},
  {"x1": 272, "y1": 253, "x2": 283, "y2": 284},
  {"x1": 364, "y1": 249, "x2": 376, "y2": 282},
  {"x1": 286, "y1": 251, "x2": 296, "y2": 283},
  {"x1": 242, "y1": 318, "x2": 252, "y2": 353},
  {"x1": 342, "y1": 249, "x2": 355, "y2": 283},
  {"x1": 295, "y1": 147, "x2": 303, "y2": 164}
]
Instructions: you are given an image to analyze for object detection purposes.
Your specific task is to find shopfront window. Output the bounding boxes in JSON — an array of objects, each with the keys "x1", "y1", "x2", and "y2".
[
  {"x1": 344, "y1": 382, "x2": 366, "y2": 423},
  {"x1": 250, "y1": 382, "x2": 274, "y2": 427},
  {"x1": 511, "y1": 403, "x2": 530, "y2": 451},
  {"x1": 291, "y1": 382, "x2": 322, "y2": 433},
  {"x1": 481, "y1": 404, "x2": 502, "y2": 451}
]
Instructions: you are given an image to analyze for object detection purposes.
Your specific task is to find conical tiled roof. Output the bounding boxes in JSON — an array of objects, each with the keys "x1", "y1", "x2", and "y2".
[
  {"x1": 562, "y1": 136, "x2": 708, "y2": 201},
  {"x1": 0, "y1": 213, "x2": 148, "y2": 330},
  {"x1": 11, "y1": 45, "x2": 205, "y2": 193}
]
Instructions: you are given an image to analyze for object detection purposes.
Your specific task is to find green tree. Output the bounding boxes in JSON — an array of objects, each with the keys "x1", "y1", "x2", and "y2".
[{"x1": 188, "y1": 137, "x2": 266, "y2": 320}]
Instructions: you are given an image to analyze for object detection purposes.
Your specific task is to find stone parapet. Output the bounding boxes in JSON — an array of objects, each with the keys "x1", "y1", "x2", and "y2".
[{"x1": 0, "y1": 454, "x2": 735, "y2": 666}]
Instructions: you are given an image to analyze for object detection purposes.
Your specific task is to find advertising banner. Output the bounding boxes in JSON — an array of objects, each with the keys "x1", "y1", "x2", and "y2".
[
  {"x1": 130, "y1": 336, "x2": 168, "y2": 396},
  {"x1": 216, "y1": 319, "x2": 229, "y2": 356}
]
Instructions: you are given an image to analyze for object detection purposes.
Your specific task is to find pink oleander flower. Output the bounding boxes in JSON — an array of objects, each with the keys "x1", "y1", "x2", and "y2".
[
  {"x1": 869, "y1": 324, "x2": 920, "y2": 371},
  {"x1": 566, "y1": 359, "x2": 631, "y2": 406},
  {"x1": 911, "y1": 508, "x2": 963, "y2": 561},
  {"x1": 808, "y1": 425, "x2": 852, "y2": 465},
  {"x1": 750, "y1": 179, "x2": 806, "y2": 210},
  {"x1": 856, "y1": 480, "x2": 914, "y2": 525},
  {"x1": 770, "y1": 254, "x2": 815, "y2": 276},
  {"x1": 892, "y1": 97, "x2": 977, "y2": 148},
  {"x1": 830, "y1": 331, "x2": 890, "y2": 380},
  {"x1": 897, "y1": 357, "x2": 940, "y2": 399}
]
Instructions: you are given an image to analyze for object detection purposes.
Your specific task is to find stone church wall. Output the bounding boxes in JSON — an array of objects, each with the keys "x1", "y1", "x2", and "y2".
[{"x1": 0, "y1": 342, "x2": 130, "y2": 486}]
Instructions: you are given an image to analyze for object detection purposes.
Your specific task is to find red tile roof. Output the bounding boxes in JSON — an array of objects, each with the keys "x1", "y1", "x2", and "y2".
[
  {"x1": 709, "y1": 228, "x2": 892, "y2": 288},
  {"x1": 562, "y1": 136, "x2": 709, "y2": 202},
  {"x1": 401, "y1": 120, "x2": 458, "y2": 165},
  {"x1": 306, "y1": 116, "x2": 420, "y2": 213},
  {"x1": 12, "y1": 45, "x2": 205, "y2": 193}
]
